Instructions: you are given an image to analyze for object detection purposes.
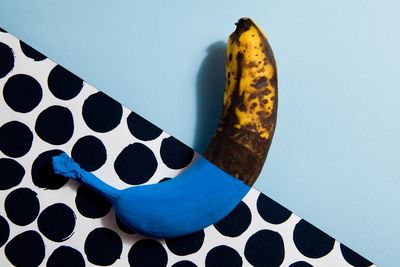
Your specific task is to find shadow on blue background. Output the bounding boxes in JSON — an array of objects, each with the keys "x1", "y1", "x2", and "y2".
[{"x1": 194, "y1": 41, "x2": 226, "y2": 154}]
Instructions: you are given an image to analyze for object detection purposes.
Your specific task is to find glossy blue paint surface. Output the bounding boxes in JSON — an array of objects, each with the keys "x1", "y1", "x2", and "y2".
[{"x1": 52, "y1": 153, "x2": 250, "y2": 238}]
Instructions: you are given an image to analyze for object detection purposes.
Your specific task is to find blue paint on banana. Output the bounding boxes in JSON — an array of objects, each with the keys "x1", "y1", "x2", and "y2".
[{"x1": 52, "y1": 153, "x2": 250, "y2": 238}]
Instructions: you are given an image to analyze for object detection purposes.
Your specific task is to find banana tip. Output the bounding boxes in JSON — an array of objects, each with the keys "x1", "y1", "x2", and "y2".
[
  {"x1": 235, "y1": 17, "x2": 251, "y2": 25},
  {"x1": 233, "y1": 18, "x2": 256, "y2": 36}
]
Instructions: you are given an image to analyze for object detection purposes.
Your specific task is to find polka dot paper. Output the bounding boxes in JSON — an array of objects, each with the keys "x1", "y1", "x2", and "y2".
[{"x1": 0, "y1": 28, "x2": 375, "y2": 266}]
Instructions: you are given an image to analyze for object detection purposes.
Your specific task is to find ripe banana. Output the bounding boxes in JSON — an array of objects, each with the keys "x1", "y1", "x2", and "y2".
[
  {"x1": 204, "y1": 18, "x2": 278, "y2": 186},
  {"x1": 52, "y1": 18, "x2": 277, "y2": 238}
]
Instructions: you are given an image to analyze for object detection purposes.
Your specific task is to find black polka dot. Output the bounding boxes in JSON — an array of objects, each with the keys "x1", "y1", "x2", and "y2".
[
  {"x1": 160, "y1": 136, "x2": 194, "y2": 169},
  {"x1": 206, "y1": 245, "x2": 242, "y2": 267},
  {"x1": 31, "y1": 149, "x2": 69, "y2": 190},
  {"x1": 214, "y1": 201, "x2": 251, "y2": 237},
  {"x1": 114, "y1": 143, "x2": 158, "y2": 185},
  {"x1": 166, "y1": 230, "x2": 205, "y2": 256},
  {"x1": 3, "y1": 74, "x2": 43, "y2": 113},
  {"x1": 47, "y1": 246, "x2": 85, "y2": 267},
  {"x1": 71, "y1": 135, "x2": 107, "y2": 171},
  {"x1": 82, "y1": 92, "x2": 122, "y2": 133},
  {"x1": 37, "y1": 203, "x2": 76, "y2": 242},
  {"x1": 0, "y1": 158, "x2": 25, "y2": 190},
  {"x1": 0, "y1": 120, "x2": 33, "y2": 158},
  {"x1": 5, "y1": 187, "x2": 40, "y2": 226},
  {"x1": 35, "y1": 105, "x2": 74, "y2": 145},
  {"x1": 257, "y1": 193, "x2": 292, "y2": 224},
  {"x1": 127, "y1": 111, "x2": 162, "y2": 141},
  {"x1": 158, "y1": 177, "x2": 171, "y2": 183},
  {"x1": 172, "y1": 260, "x2": 197, "y2": 267},
  {"x1": 340, "y1": 244, "x2": 372, "y2": 267},
  {"x1": 0, "y1": 42, "x2": 14, "y2": 78},
  {"x1": 289, "y1": 261, "x2": 313, "y2": 267},
  {"x1": 0, "y1": 215, "x2": 10, "y2": 248},
  {"x1": 115, "y1": 215, "x2": 135, "y2": 234},
  {"x1": 128, "y1": 239, "x2": 168, "y2": 267},
  {"x1": 293, "y1": 219, "x2": 335, "y2": 259},
  {"x1": 244, "y1": 230, "x2": 285, "y2": 267},
  {"x1": 75, "y1": 185, "x2": 112, "y2": 218},
  {"x1": 48, "y1": 65, "x2": 83, "y2": 100},
  {"x1": 5, "y1": 230, "x2": 45, "y2": 267},
  {"x1": 84, "y1": 227, "x2": 122, "y2": 266},
  {"x1": 20, "y1": 41, "x2": 46, "y2": 61}
]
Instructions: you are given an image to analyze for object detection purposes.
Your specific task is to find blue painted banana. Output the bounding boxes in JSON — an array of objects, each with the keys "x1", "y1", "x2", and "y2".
[
  {"x1": 52, "y1": 18, "x2": 277, "y2": 238},
  {"x1": 52, "y1": 153, "x2": 249, "y2": 238}
]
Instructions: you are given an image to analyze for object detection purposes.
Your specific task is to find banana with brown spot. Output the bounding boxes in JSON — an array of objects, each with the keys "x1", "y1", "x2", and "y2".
[{"x1": 204, "y1": 18, "x2": 278, "y2": 186}]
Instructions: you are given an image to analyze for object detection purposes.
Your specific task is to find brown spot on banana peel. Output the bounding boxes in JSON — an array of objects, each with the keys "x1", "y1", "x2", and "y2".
[
  {"x1": 204, "y1": 18, "x2": 278, "y2": 186},
  {"x1": 252, "y1": 76, "x2": 268, "y2": 89}
]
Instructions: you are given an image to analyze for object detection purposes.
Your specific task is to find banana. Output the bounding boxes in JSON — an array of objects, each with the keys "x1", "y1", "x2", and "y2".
[
  {"x1": 52, "y1": 18, "x2": 277, "y2": 238},
  {"x1": 204, "y1": 18, "x2": 278, "y2": 186}
]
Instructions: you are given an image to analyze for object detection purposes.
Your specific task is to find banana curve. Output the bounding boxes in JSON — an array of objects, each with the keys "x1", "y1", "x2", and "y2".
[{"x1": 51, "y1": 18, "x2": 276, "y2": 238}]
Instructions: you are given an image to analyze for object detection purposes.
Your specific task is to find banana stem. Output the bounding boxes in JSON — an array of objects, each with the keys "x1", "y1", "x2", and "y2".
[{"x1": 52, "y1": 153, "x2": 120, "y2": 202}]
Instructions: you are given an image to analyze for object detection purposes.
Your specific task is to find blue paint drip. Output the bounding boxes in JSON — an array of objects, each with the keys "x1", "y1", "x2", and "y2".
[{"x1": 52, "y1": 153, "x2": 250, "y2": 238}]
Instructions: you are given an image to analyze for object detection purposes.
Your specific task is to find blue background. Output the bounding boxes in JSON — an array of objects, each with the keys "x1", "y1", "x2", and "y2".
[{"x1": 1, "y1": 1, "x2": 399, "y2": 266}]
